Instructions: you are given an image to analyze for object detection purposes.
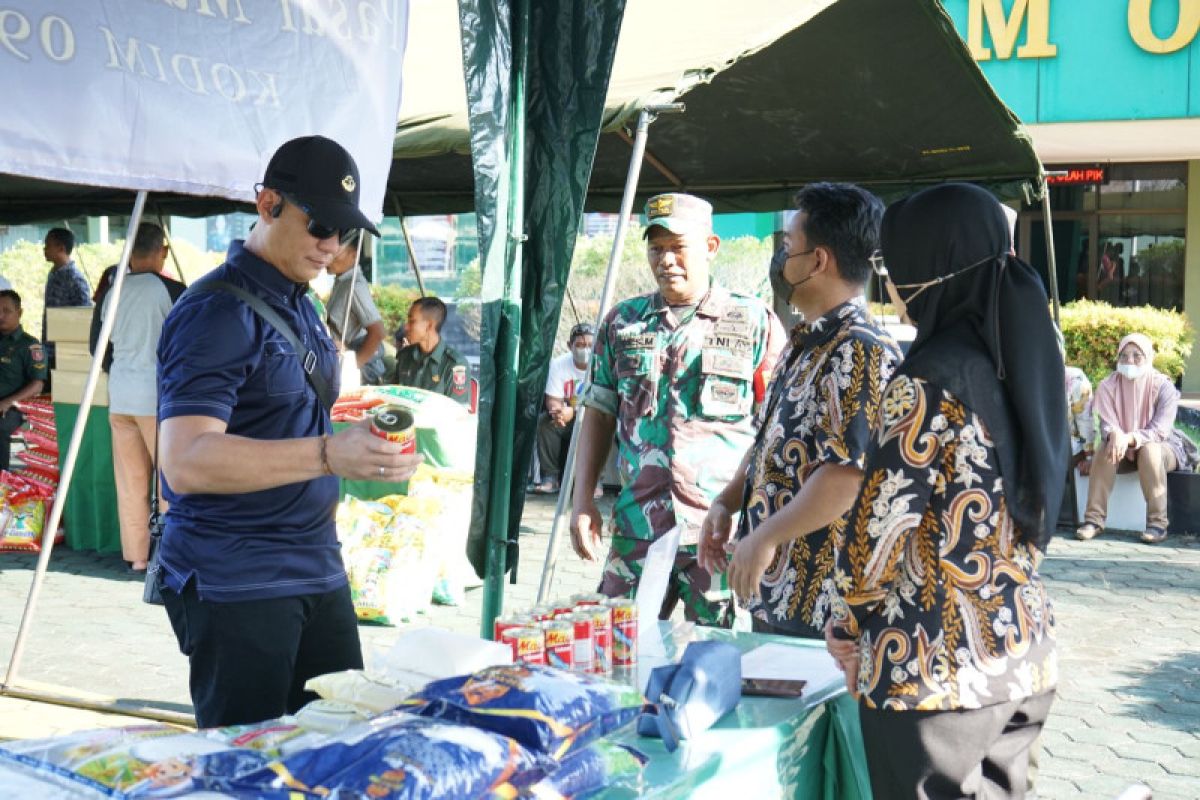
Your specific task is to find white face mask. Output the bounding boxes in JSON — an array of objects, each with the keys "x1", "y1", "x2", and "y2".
[
  {"x1": 1117, "y1": 363, "x2": 1146, "y2": 381},
  {"x1": 572, "y1": 346, "x2": 591, "y2": 366}
]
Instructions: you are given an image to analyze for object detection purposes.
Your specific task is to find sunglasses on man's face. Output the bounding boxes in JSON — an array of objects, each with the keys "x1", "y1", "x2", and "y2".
[{"x1": 281, "y1": 194, "x2": 358, "y2": 245}]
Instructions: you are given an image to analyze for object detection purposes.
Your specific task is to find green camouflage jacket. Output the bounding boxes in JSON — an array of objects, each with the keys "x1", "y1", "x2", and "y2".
[{"x1": 585, "y1": 283, "x2": 783, "y2": 545}]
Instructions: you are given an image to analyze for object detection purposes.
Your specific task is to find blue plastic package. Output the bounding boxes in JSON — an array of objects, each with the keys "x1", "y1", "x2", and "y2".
[
  {"x1": 229, "y1": 711, "x2": 550, "y2": 799},
  {"x1": 404, "y1": 664, "x2": 644, "y2": 760},
  {"x1": 523, "y1": 741, "x2": 647, "y2": 799}
]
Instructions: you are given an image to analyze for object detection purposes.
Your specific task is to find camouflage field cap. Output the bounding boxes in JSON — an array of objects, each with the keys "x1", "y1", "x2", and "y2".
[{"x1": 644, "y1": 193, "x2": 713, "y2": 237}]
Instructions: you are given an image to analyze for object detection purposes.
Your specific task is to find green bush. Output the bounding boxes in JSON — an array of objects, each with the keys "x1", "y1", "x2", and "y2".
[
  {"x1": 373, "y1": 284, "x2": 425, "y2": 336},
  {"x1": 0, "y1": 238, "x2": 222, "y2": 338},
  {"x1": 1060, "y1": 300, "x2": 1193, "y2": 387}
]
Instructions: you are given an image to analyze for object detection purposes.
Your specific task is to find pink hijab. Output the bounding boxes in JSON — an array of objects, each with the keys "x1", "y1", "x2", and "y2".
[{"x1": 1093, "y1": 333, "x2": 1169, "y2": 433}]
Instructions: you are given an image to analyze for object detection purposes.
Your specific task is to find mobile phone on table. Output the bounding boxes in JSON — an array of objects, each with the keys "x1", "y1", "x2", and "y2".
[{"x1": 741, "y1": 677, "x2": 806, "y2": 698}]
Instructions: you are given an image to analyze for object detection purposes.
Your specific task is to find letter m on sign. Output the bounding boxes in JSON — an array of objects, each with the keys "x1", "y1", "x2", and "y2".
[{"x1": 967, "y1": 0, "x2": 1057, "y2": 61}]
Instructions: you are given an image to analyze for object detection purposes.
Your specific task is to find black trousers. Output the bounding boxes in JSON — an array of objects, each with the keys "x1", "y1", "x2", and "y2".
[
  {"x1": 859, "y1": 692, "x2": 1055, "y2": 800},
  {"x1": 535, "y1": 412, "x2": 574, "y2": 482},
  {"x1": 163, "y1": 580, "x2": 363, "y2": 728},
  {"x1": 0, "y1": 407, "x2": 25, "y2": 471}
]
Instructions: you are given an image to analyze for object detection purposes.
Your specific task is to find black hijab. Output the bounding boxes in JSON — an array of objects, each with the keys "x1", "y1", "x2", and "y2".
[{"x1": 881, "y1": 183, "x2": 1069, "y2": 552}]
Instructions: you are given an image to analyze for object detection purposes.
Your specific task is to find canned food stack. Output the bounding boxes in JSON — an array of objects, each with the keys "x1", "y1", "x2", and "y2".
[{"x1": 494, "y1": 595, "x2": 638, "y2": 675}]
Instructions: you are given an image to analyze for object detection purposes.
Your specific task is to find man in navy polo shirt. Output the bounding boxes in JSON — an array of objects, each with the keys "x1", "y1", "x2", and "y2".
[{"x1": 157, "y1": 136, "x2": 421, "y2": 728}]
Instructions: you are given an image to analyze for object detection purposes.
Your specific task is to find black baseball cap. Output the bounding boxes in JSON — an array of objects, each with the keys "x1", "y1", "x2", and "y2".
[{"x1": 262, "y1": 135, "x2": 380, "y2": 236}]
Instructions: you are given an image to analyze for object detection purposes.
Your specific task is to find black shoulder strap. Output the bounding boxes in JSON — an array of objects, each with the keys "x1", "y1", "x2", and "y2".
[
  {"x1": 158, "y1": 273, "x2": 188, "y2": 304},
  {"x1": 194, "y1": 280, "x2": 335, "y2": 411}
]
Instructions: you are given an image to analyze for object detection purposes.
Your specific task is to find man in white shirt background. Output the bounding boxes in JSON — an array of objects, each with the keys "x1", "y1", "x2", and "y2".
[
  {"x1": 533, "y1": 323, "x2": 594, "y2": 494},
  {"x1": 91, "y1": 223, "x2": 185, "y2": 570}
]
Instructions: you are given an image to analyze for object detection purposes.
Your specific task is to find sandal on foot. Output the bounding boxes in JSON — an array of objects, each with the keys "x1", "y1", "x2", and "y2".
[
  {"x1": 1140, "y1": 526, "x2": 1168, "y2": 544},
  {"x1": 1075, "y1": 523, "x2": 1101, "y2": 541}
]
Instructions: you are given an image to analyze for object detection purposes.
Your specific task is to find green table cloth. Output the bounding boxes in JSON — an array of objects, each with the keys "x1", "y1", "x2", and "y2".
[
  {"x1": 53, "y1": 403, "x2": 121, "y2": 553},
  {"x1": 600, "y1": 624, "x2": 873, "y2": 800}
]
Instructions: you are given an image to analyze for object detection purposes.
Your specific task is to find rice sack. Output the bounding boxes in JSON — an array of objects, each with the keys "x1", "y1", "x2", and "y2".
[
  {"x1": 229, "y1": 712, "x2": 549, "y2": 799},
  {"x1": 521, "y1": 741, "x2": 647, "y2": 800},
  {"x1": 404, "y1": 665, "x2": 643, "y2": 760}
]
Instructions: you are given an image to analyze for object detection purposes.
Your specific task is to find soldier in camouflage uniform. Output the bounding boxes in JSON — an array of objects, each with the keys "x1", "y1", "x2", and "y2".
[
  {"x1": 698, "y1": 183, "x2": 901, "y2": 640},
  {"x1": 571, "y1": 193, "x2": 784, "y2": 626}
]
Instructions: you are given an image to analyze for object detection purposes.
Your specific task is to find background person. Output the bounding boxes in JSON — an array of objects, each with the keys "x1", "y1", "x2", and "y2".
[
  {"x1": 570, "y1": 192, "x2": 783, "y2": 627},
  {"x1": 0, "y1": 290, "x2": 47, "y2": 471},
  {"x1": 325, "y1": 232, "x2": 387, "y2": 384},
  {"x1": 156, "y1": 135, "x2": 422, "y2": 728},
  {"x1": 1076, "y1": 333, "x2": 1197, "y2": 545},
  {"x1": 42, "y1": 227, "x2": 92, "y2": 369},
  {"x1": 826, "y1": 183, "x2": 1067, "y2": 800},
  {"x1": 389, "y1": 297, "x2": 471, "y2": 405},
  {"x1": 91, "y1": 223, "x2": 185, "y2": 571},
  {"x1": 533, "y1": 322, "x2": 594, "y2": 494}
]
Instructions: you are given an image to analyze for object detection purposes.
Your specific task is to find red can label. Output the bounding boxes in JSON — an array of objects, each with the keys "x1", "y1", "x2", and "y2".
[
  {"x1": 556, "y1": 611, "x2": 595, "y2": 671},
  {"x1": 607, "y1": 598, "x2": 638, "y2": 666},
  {"x1": 542, "y1": 620, "x2": 575, "y2": 670},
  {"x1": 552, "y1": 601, "x2": 578, "y2": 617},
  {"x1": 528, "y1": 605, "x2": 556, "y2": 623},
  {"x1": 502, "y1": 626, "x2": 545, "y2": 665},
  {"x1": 572, "y1": 592, "x2": 608, "y2": 607},
  {"x1": 587, "y1": 604, "x2": 613, "y2": 675},
  {"x1": 369, "y1": 405, "x2": 417, "y2": 455},
  {"x1": 493, "y1": 613, "x2": 533, "y2": 643}
]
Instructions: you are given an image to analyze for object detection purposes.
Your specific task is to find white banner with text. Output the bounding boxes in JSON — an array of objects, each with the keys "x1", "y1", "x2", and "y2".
[{"x1": 0, "y1": 0, "x2": 408, "y2": 220}]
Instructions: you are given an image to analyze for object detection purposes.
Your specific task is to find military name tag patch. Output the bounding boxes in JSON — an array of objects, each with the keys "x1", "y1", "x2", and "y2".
[
  {"x1": 711, "y1": 381, "x2": 738, "y2": 403},
  {"x1": 701, "y1": 350, "x2": 752, "y2": 380},
  {"x1": 700, "y1": 375, "x2": 748, "y2": 417},
  {"x1": 703, "y1": 334, "x2": 754, "y2": 355},
  {"x1": 618, "y1": 332, "x2": 656, "y2": 350},
  {"x1": 723, "y1": 306, "x2": 750, "y2": 324},
  {"x1": 714, "y1": 319, "x2": 751, "y2": 336}
]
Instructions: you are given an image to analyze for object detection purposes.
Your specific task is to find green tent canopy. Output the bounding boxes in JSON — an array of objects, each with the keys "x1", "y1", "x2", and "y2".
[{"x1": 389, "y1": 0, "x2": 1041, "y2": 214}]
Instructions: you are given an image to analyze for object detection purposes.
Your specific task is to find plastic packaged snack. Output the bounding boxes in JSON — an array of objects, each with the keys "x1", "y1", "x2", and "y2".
[
  {"x1": 336, "y1": 495, "x2": 436, "y2": 624},
  {"x1": 0, "y1": 725, "x2": 271, "y2": 797},
  {"x1": 293, "y1": 700, "x2": 368, "y2": 734},
  {"x1": 0, "y1": 471, "x2": 56, "y2": 552},
  {"x1": 229, "y1": 712, "x2": 549, "y2": 799},
  {"x1": 304, "y1": 670, "x2": 417, "y2": 715},
  {"x1": 404, "y1": 664, "x2": 644, "y2": 759}
]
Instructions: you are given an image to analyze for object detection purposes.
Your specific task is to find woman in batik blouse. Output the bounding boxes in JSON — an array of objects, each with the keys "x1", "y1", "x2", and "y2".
[{"x1": 826, "y1": 184, "x2": 1070, "y2": 800}]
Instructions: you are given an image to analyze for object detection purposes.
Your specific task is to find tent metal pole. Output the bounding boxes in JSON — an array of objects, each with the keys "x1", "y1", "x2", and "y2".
[
  {"x1": 536, "y1": 103, "x2": 683, "y2": 604},
  {"x1": 480, "y1": 0, "x2": 530, "y2": 637},
  {"x1": 3, "y1": 191, "x2": 148, "y2": 691},
  {"x1": 1040, "y1": 177, "x2": 1062, "y2": 324},
  {"x1": 1040, "y1": 174, "x2": 1078, "y2": 529},
  {"x1": 615, "y1": 128, "x2": 684, "y2": 188},
  {"x1": 390, "y1": 193, "x2": 427, "y2": 298},
  {"x1": 0, "y1": 685, "x2": 195, "y2": 728}
]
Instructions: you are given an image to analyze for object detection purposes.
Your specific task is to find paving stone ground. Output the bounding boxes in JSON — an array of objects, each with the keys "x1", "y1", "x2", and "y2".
[{"x1": 0, "y1": 495, "x2": 1197, "y2": 798}]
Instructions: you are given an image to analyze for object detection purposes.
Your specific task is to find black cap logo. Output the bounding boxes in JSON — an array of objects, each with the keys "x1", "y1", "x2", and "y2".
[{"x1": 341, "y1": 175, "x2": 356, "y2": 193}]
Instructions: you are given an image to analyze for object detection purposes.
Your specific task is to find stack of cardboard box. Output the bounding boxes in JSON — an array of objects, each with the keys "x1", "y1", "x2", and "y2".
[{"x1": 45, "y1": 307, "x2": 105, "y2": 405}]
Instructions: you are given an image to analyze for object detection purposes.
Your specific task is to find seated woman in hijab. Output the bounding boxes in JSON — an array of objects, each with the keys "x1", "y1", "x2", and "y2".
[
  {"x1": 1076, "y1": 334, "x2": 1197, "y2": 545},
  {"x1": 825, "y1": 183, "x2": 1068, "y2": 800}
]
